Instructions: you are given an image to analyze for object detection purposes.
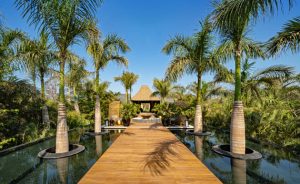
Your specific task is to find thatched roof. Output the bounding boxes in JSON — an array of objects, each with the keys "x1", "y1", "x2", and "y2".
[{"x1": 131, "y1": 85, "x2": 160, "y2": 102}]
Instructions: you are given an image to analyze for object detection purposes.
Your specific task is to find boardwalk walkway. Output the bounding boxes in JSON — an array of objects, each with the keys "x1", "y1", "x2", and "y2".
[{"x1": 79, "y1": 122, "x2": 221, "y2": 184}]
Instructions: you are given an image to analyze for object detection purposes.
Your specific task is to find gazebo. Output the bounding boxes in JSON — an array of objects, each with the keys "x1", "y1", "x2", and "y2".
[{"x1": 131, "y1": 85, "x2": 160, "y2": 112}]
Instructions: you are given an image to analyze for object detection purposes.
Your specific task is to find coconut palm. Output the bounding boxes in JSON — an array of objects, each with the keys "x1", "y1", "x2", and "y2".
[
  {"x1": 162, "y1": 19, "x2": 227, "y2": 133},
  {"x1": 16, "y1": 0, "x2": 102, "y2": 153},
  {"x1": 114, "y1": 71, "x2": 139, "y2": 103},
  {"x1": 266, "y1": 16, "x2": 300, "y2": 56},
  {"x1": 87, "y1": 25, "x2": 129, "y2": 133},
  {"x1": 152, "y1": 78, "x2": 172, "y2": 103},
  {"x1": 211, "y1": 0, "x2": 292, "y2": 154}
]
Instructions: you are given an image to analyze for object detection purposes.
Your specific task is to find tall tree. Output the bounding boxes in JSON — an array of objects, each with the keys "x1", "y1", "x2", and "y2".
[
  {"x1": 87, "y1": 25, "x2": 129, "y2": 133},
  {"x1": 16, "y1": 0, "x2": 102, "y2": 153},
  {"x1": 266, "y1": 16, "x2": 300, "y2": 56},
  {"x1": 0, "y1": 28, "x2": 24, "y2": 81},
  {"x1": 152, "y1": 78, "x2": 172, "y2": 103},
  {"x1": 212, "y1": 0, "x2": 292, "y2": 154},
  {"x1": 66, "y1": 55, "x2": 88, "y2": 114},
  {"x1": 162, "y1": 19, "x2": 226, "y2": 133},
  {"x1": 17, "y1": 31, "x2": 56, "y2": 126},
  {"x1": 114, "y1": 71, "x2": 139, "y2": 103}
]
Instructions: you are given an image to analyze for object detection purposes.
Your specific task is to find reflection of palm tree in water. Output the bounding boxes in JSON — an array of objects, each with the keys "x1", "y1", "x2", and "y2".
[
  {"x1": 194, "y1": 136, "x2": 204, "y2": 160},
  {"x1": 56, "y1": 158, "x2": 69, "y2": 184},
  {"x1": 95, "y1": 135, "x2": 103, "y2": 156},
  {"x1": 231, "y1": 158, "x2": 246, "y2": 184}
]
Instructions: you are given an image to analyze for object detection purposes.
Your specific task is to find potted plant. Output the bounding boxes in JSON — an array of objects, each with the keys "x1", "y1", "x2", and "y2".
[{"x1": 121, "y1": 104, "x2": 140, "y2": 126}]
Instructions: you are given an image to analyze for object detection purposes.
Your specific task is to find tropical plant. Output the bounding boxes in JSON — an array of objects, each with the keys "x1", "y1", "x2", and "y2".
[
  {"x1": 121, "y1": 103, "x2": 140, "y2": 126},
  {"x1": 0, "y1": 28, "x2": 24, "y2": 81},
  {"x1": 266, "y1": 16, "x2": 300, "y2": 56},
  {"x1": 162, "y1": 18, "x2": 227, "y2": 133},
  {"x1": 87, "y1": 24, "x2": 129, "y2": 133},
  {"x1": 17, "y1": 30, "x2": 57, "y2": 125},
  {"x1": 66, "y1": 55, "x2": 88, "y2": 114},
  {"x1": 16, "y1": 0, "x2": 103, "y2": 153},
  {"x1": 211, "y1": 0, "x2": 291, "y2": 154},
  {"x1": 114, "y1": 71, "x2": 138, "y2": 103},
  {"x1": 152, "y1": 78, "x2": 172, "y2": 103}
]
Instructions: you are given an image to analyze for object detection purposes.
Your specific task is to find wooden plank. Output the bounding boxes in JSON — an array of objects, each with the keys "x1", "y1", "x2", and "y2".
[{"x1": 79, "y1": 122, "x2": 222, "y2": 184}]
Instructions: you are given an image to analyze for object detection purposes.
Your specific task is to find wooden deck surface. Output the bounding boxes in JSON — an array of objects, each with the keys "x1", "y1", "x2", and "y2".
[{"x1": 79, "y1": 122, "x2": 222, "y2": 184}]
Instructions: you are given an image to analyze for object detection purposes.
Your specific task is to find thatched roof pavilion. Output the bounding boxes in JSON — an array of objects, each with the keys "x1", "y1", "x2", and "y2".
[{"x1": 131, "y1": 85, "x2": 160, "y2": 112}]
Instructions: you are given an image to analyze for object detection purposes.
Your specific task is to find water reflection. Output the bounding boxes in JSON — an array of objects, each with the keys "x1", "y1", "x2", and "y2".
[
  {"x1": 95, "y1": 135, "x2": 103, "y2": 156},
  {"x1": 194, "y1": 136, "x2": 204, "y2": 160},
  {"x1": 231, "y1": 159, "x2": 246, "y2": 184},
  {"x1": 56, "y1": 158, "x2": 69, "y2": 184},
  {"x1": 171, "y1": 130, "x2": 300, "y2": 184}
]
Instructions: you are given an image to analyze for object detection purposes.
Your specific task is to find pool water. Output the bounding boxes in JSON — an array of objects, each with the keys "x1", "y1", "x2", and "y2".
[
  {"x1": 171, "y1": 130, "x2": 300, "y2": 184},
  {"x1": 0, "y1": 129, "x2": 299, "y2": 184},
  {"x1": 0, "y1": 129, "x2": 123, "y2": 184}
]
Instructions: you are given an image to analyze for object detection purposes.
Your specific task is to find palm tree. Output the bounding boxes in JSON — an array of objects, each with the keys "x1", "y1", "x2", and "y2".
[
  {"x1": 17, "y1": 31, "x2": 56, "y2": 125},
  {"x1": 66, "y1": 55, "x2": 88, "y2": 114},
  {"x1": 114, "y1": 71, "x2": 139, "y2": 103},
  {"x1": 16, "y1": 0, "x2": 102, "y2": 153},
  {"x1": 152, "y1": 78, "x2": 172, "y2": 103},
  {"x1": 211, "y1": 0, "x2": 292, "y2": 154},
  {"x1": 87, "y1": 25, "x2": 129, "y2": 133},
  {"x1": 215, "y1": 60, "x2": 293, "y2": 104},
  {"x1": 162, "y1": 19, "x2": 226, "y2": 134},
  {"x1": 0, "y1": 28, "x2": 24, "y2": 81},
  {"x1": 266, "y1": 16, "x2": 300, "y2": 56}
]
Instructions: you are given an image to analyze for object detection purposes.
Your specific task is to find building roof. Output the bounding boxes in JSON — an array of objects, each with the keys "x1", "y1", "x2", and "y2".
[{"x1": 131, "y1": 85, "x2": 160, "y2": 102}]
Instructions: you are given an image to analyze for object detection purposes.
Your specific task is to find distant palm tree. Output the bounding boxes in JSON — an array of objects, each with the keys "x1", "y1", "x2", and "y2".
[
  {"x1": 114, "y1": 71, "x2": 139, "y2": 103},
  {"x1": 66, "y1": 56, "x2": 88, "y2": 114},
  {"x1": 0, "y1": 29, "x2": 24, "y2": 81},
  {"x1": 16, "y1": 0, "x2": 102, "y2": 153},
  {"x1": 266, "y1": 16, "x2": 300, "y2": 56},
  {"x1": 87, "y1": 24, "x2": 129, "y2": 133},
  {"x1": 17, "y1": 31, "x2": 56, "y2": 125},
  {"x1": 212, "y1": 0, "x2": 292, "y2": 154},
  {"x1": 162, "y1": 18, "x2": 227, "y2": 133},
  {"x1": 152, "y1": 78, "x2": 172, "y2": 103},
  {"x1": 215, "y1": 60, "x2": 293, "y2": 104}
]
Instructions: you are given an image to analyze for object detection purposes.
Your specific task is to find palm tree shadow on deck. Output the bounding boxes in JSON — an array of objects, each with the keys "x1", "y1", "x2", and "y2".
[
  {"x1": 122, "y1": 132, "x2": 135, "y2": 136},
  {"x1": 143, "y1": 139, "x2": 182, "y2": 176},
  {"x1": 141, "y1": 123, "x2": 169, "y2": 132}
]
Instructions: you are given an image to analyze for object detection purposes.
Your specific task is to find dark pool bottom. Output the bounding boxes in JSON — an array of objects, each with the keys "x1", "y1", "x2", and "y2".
[{"x1": 0, "y1": 129, "x2": 299, "y2": 184}]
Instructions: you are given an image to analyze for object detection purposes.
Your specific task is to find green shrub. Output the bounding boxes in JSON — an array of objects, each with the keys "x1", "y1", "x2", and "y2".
[
  {"x1": 121, "y1": 103, "x2": 140, "y2": 121},
  {"x1": 67, "y1": 111, "x2": 90, "y2": 129}
]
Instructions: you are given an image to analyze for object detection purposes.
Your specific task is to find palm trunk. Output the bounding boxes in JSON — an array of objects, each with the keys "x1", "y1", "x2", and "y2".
[
  {"x1": 41, "y1": 72, "x2": 50, "y2": 126},
  {"x1": 95, "y1": 135, "x2": 103, "y2": 156},
  {"x1": 73, "y1": 86, "x2": 80, "y2": 114},
  {"x1": 56, "y1": 56, "x2": 69, "y2": 153},
  {"x1": 231, "y1": 159, "x2": 247, "y2": 184},
  {"x1": 194, "y1": 73, "x2": 203, "y2": 133},
  {"x1": 94, "y1": 71, "x2": 101, "y2": 133},
  {"x1": 125, "y1": 89, "x2": 129, "y2": 104},
  {"x1": 230, "y1": 47, "x2": 245, "y2": 154},
  {"x1": 129, "y1": 87, "x2": 132, "y2": 104}
]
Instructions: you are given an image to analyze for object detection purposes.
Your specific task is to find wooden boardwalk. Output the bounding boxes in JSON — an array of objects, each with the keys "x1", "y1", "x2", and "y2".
[{"x1": 79, "y1": 122, "x2": 221, "y2": 184}]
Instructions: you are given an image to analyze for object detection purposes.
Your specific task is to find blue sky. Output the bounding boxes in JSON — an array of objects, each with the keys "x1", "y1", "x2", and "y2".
[{"x1": 0, "y1": 0, "x2": 299, "y2": 94}]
